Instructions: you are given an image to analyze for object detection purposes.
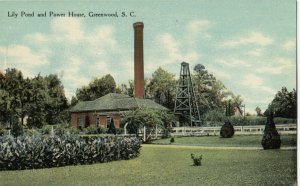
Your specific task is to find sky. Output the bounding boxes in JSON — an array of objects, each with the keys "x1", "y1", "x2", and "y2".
[{"x1": 0, "y1": 0, "x2": 296, "y2": 114}]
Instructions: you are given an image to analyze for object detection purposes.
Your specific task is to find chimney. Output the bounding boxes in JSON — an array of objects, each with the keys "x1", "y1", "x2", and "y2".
[{"x1": 133, "y1": 22, "x2": 144, "y2": 98}]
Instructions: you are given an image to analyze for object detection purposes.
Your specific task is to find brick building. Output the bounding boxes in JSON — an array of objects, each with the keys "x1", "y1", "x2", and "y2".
[{"x1": 70, "y1": 93, "x2": 168, "y2": 129}]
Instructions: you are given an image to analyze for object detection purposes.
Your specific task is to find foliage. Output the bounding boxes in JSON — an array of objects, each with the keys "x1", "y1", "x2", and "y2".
[
  {"x1": 26, "y1": 74, "x2": 49, "y2": 128},
  {"x1": 0, "y1": 134, "x2": 141, "y2": 170},
  {"x1": 118, "y1": 80, "x2": 134, "y2": 97},
  {"x1": 220, "y1": 121, "x2": 234, "y2": 138},
  {"x1": 0, "y1": 68, "x2": 69, "y2": 128},
  {"x1": 0, "y1": 69, "x2": 29, "y2": 126},
  {"x1": 107, "y1": 118, "x2": 116, "y2": 135},
  {"x1": 75, "y1": 74, "x2": 116, "y2": 102},
  {"x1": 146, "y1": 67, "x2": 177, "y2": 109},
  {"x1": 170, "y1": 137, "x2": 175, "y2": 143},
  {"x1": 255, "y1": 106, "x2": 262, "y2": 116},
  {"x1": 193, "y1": 64, "x2": 232, "y2": 115},
  {"x1": 11, "y1": 123, "x2": 24, "y2": 137},
  {"x1": 204, "y1": 116, "x2": 296, "y2": 126},
  {"x1": 191, "y1": 153, "x2": 202, "y2": 166},
  {"x1": 202, "y1": 109, "x2": 226, "y2": 126},
  {"x1": 267, "y1": 87, "x2": 297, "y2": 118},
  {"x1": 121, "y1": 108, "x2": 172, "y2": 135},
  {"x1": 261, "y1": 106, "x2": 281, "y2": 149},
  {"x1": 44, "y1": 74, "x2": 69, "y2": 125}
]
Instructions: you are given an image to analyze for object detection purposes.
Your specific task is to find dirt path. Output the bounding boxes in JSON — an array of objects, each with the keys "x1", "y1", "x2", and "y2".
[{"x1": 143, "y1": 144, "x2": 296, "y2": 150}]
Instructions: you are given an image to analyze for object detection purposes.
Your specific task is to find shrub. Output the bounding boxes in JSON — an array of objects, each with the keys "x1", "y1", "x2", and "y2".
[
  {"x1": 65, "y1": 127, "x2": 80, "y2": 135},
  {"x1": 84, "y1": 126, "x2": 99, "y2": 134},
  {"x1": 204, "y1": 116, "x2": 296, "y2": 126},
  {"x1": 170, "y1": 137, "x2": 175, "y2": 143},
  {"x1": 202, "y1": 109, "x2": 226, "y2": 126},
  {"x1": 108, "y1": 118, "x2": 116, "y2": 135},
  {"x1": 24, "y1": 129, "x2": 41, "y2": 137},
  {"x1": 0, "y1": 134, "x2": 141, "y2": 170},
  {"x1": 261, "y1": 108, "x2": 281, "y2": 150},
  {"x1": 220, "y1": 121, "x2": 234, "y2": 138},
  {"x1": 191, "y1": 153, "x2": 202, "y2": 166},
  {"x1": 41, "y1": 125, "x2": 52, "y2": 135},
  {"x1": 11, "y1": 123, "x2": 23, "y2": 137}
]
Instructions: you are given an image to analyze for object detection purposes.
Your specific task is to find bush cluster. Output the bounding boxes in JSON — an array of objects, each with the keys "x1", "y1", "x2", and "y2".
[
  {"x1": 0, "y1": 134, "x2": 141, "y2": 170},
  {"x1": 204, "y1": 115, "x2": 296, "y2": 126},
  {"x1": 191, "y1": 153, "x2": 202, "y2": 166},
  {"x1": 220, "y1": 121, "x2": 234, "y2": 138}
]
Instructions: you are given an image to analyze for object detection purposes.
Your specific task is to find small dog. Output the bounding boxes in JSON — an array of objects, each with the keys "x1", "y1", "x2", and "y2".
[{"x1": 191, "y1": 153, "x2": 202, "y2": 166}]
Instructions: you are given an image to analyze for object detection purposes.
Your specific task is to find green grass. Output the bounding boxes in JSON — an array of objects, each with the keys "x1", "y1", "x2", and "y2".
[
  {"x1": 0, "y1": 145, "x2": 296, "y2": 186},
  {"x1": 153, "y1": 134, "x2": 297, "y2": 147}
]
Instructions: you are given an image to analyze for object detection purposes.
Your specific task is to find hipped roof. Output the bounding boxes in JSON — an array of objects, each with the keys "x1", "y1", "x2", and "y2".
[{"x1": 70, "y1": 93, "x2": 168, "y2": 112}]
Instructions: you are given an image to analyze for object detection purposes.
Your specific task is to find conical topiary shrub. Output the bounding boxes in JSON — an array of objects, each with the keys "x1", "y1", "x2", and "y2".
[
  {"x1": 220, "y1": 121, "x2": 234, "y2": 138},
  {"x1": 108, "y1": 118, "x2": 116, "y2": 135},
  {"x1": 261, "y1": 106, "x2": 281, "y2": 149},
  {"x1": 220, "y1": 101, "x2": 234, "y2": 138}
]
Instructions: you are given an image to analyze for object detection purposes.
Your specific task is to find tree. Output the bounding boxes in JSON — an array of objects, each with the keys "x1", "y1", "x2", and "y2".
[
  {"x1": 255, "y1": 106, "x2": 262, "y2": 116},
  {"x1": 107, "y1": 118, "x2": 116, "y2": 135},
  {"x1": 75, "y1": 74, "x2": 116, "y2": 101},
  {"x1": 146, "y1": 67, "x2": 177, "y2": 109},
  {"x1": 44, "y1": 74, "x2": 69, "y2": 125},
  {"x1": 193, "y1": 64, "x2": 232, "y2": 114},
  {"x1": 121, "y1": 108, "x2": 172, "y2": 135},
  {"x1": 270, "y1": 87, "x2": 296, "y2": 118},
  {"x1": 118, "y1": 80, "x2": 134, "y2": 97},
  {"x1": 0, "y1": 68, "x2": 29, "y2": 126},
  {"x1": 26, "y1": 74, "x2": 50, "y2": 128}
]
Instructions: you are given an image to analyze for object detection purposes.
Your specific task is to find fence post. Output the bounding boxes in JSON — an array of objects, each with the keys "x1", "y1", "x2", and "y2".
[{"x1": 143, "y1": 125, "x2": 146, "y2": 142}]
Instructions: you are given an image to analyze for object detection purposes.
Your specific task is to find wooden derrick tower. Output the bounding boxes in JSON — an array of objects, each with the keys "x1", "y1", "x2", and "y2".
[{"x1": 174, "y1": 62, "x2": 201, "y2": 126}]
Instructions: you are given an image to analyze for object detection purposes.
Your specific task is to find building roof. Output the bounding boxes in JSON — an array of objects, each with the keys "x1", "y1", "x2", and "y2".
[{"x1": 70, "y1": 93, "x2": 168, "y2": 112}]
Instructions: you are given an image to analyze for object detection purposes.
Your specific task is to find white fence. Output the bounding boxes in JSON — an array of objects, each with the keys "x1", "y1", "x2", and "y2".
[{"x1": 171, "y1": 124, "x2": 297, "y2": 136}]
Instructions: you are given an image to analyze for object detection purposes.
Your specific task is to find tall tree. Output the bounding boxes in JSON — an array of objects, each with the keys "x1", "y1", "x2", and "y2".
[
  {"x1": 75, "y1": 74, "x2": 116, "y2": 101},
  {"x1": 193, "y1": 64, "x2": 231, "y2": 114},
  {"x1": 270, "y1": 87, "x2": 296, "y2": 118},
  {"x1": 26, "y1": 74, "x2": 50, "y2": 128},
  {"x1": 0, "y1": 68, "x2": 29, "y2": 126},
  {"x1": 255, "y1": 106, "x2": 262, "y2": 116},
  {"x1": 44, "y1": 74, "x2": 69, "y2": 125},
  {"x1": 146, "y1": 67, "x2": 177, "y2": 109},
  {"x1": 118, "y1": 80, "x2": 134, "y2": 97}
]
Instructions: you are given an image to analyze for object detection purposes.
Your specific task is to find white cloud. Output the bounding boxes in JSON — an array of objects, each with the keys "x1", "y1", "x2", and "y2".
[
  {"x1": 241, "y1": 74, "x2": 275, "y2": 94},
  {"x1": 245, "y1": 48, "x2": 263, "y2": 57},
  {"x1": 86, "y1": 25, "x2": 117, "y2": 50},
  {"x1": 186, "y1": 19, "x2": 212, "y2": 39},
  {"x1": 242, "y1": 74, "x2": 263, "y2": 87},
  {"x1": 282, "y1": 39, "x2": 295, "y2": 51},
  {"x1": 0, "y1": 45, "x2": 49, "y2": 77},
  {"x1": 216, "y1": 58, "x2": 251, "y2": 68},
  {"x1": 50, "y1": 18, "x2": 84, "y2": 43},
  {"x1": 206, "y1": 66, "x2": 231, "y2": 79},
  {"x1": 257, "y1": 57, "x2": 293, "y2": 74},
  {"x1": 222, "y1": 32, "x2": 273, "y2": 47},
  {"x1": 25, "y1": 33, "x2": 48, "y2": 43},
  {"x1": 156, "y1": 33, "x2": 201, "y2": 66}
]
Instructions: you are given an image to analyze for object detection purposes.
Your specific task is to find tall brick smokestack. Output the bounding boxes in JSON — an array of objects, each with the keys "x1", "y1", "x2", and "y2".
[{"x1": 133, "y1": 22, "x2": 144, "y2": 98}]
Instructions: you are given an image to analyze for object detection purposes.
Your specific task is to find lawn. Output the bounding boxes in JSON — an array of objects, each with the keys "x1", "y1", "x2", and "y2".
[
  {"x1": 0, "y1": 145, "x2": 296, "y2": 186},
  {"x1": 152, "y1": 134, "x2": 297, "y2": 147}
]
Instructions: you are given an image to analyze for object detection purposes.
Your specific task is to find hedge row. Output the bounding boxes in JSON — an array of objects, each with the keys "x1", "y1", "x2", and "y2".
[
  {"x1": 0, "y1": 135, "x2": 141, "y2": 170},
  {"x1": 205, "y1": 116, "x2": 296, "y2": 126}
]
